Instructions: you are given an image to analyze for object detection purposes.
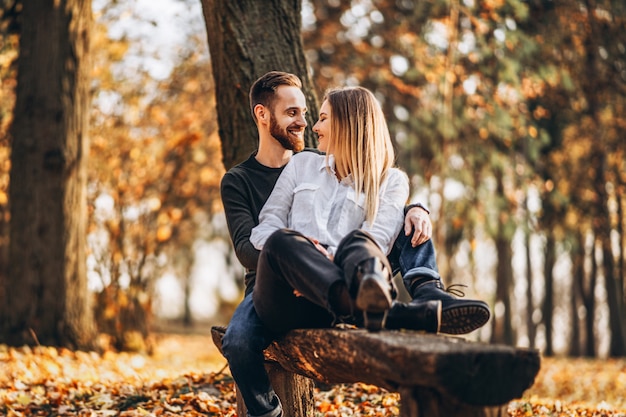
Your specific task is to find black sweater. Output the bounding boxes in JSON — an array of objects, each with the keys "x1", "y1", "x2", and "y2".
[{"x1": 220, "y1": 152, "x2": 286, "y2": 294}]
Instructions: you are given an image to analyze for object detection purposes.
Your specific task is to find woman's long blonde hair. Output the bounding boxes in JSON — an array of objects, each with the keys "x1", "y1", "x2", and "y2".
[{"x1": 324, "y1": 86, "x2": 395, "y2": 225}]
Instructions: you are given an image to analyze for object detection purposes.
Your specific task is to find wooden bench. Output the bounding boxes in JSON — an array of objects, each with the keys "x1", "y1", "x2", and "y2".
[{"x1": 211, "y1": 326, "x2": 540, "y2": 417}]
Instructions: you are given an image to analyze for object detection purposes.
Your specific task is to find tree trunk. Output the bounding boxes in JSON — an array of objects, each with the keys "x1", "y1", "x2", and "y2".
[
  {"x1": 491, "y1": 170, "x2": 514, "y2": 346},
  {"x1": 591, "y1": 151, "x2": 626, "y2": 356},
  {"x1": 2, "y1": 0, "x2": 94, "y2": 349},
  {"x1": 618, "y1": 189, "x2": 626, "y2": 351},
  {"x1": 617, "y1": 188, "x2": 625, "y2": 315},
  {"x1": 594, "y1": 161, "x2": 626, "y2": 356},
  {"x1": 524, "y1": 220, "x2": 536, "y2": 349},
  {"x1": 602, "y1": 236, "x2": 626, "y2": 356},
  {"x1": 584, "y1": 237, "x2": 598, "y2": 357},
  {"x1": 542, "y1": 231, "x2": 555, "y2": 356},
  {"x1": 569, "y1": 230, "x2": 585, "y2": 357},
  {"x1": 200, "y1": 0, "x2": 319, "y2": 170},
  {"x1": 492, "y1": 232, "x2": 514, "y2": 345},
  {"x1": 236, "y1": 362, "x2": 315, "y2": 417}
]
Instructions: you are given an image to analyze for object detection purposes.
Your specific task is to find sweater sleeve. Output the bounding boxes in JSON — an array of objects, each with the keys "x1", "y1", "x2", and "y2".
[
  {"x1": 250, "y1": 159, "x2": 297, "y2": 249},
  {"x1": 220, "y1": 172, "x2": 260, "y2": 271}
]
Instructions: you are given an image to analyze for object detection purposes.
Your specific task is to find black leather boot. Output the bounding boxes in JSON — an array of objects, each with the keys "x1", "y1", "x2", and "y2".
[
  {"x1": 410, "y1": 277, "x2": 491, "y2": 335},
  {"x1": 385, "y1": 300, "x2": 441, "y2": 333},
  {"x1": 354, "y1": 257, "x2": 393, "y2": 331}
]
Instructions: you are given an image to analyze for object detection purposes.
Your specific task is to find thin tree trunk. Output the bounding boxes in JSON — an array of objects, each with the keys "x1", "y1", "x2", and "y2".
[
  {"x1": 492, "y1": 233, "x2": 514, "y2": 345},
  {"x1": 602, "y1": 235, "x2": 626, "y2": 356},
  {"x1": 584, "y1": 237, "x2": 598, "y2": 357},
  {"x1": 180, "y1": 247, "x2": 194, "y2": 327},
  {"x1": 491, "y1": 170, "x2": 514, "y2": 346},
  {"x1": 524, "y1": 210, "x2": 536, "y2": 349},
  {"x1": 570, "y1": 230, "x2": 585, "y2": 357},
  {"x1": 542, "y1": 231, "x2": 555, "y2": 356},
  {"x1": 200, "y1": 0, "x2": 318, "y2": 170},
  {"x1": 616, "y1": 187, "x2": 625, "y2": 335},
  {"x1": 3, "y1": 0, "x2": 94, "y2": 349}
]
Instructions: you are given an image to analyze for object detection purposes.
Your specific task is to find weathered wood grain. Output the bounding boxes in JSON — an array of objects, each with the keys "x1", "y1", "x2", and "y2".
[{"x1": 211, "y1": 325, "x2": 540, "y2": 416}]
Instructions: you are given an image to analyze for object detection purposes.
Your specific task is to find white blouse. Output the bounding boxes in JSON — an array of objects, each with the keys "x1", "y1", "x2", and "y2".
[{"x1": 250, "y1": 151, "x2": 409, "y2": 256}]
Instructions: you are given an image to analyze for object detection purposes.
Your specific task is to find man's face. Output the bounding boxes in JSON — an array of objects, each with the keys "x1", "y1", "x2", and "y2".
[{"x1": 269, "y1": 86, "x2": 307, "y2": 152}]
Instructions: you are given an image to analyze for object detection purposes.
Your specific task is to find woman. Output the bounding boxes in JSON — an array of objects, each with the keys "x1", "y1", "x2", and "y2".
[{"x1": 250, "y1": 86, "x2": 409, "y2": 332}]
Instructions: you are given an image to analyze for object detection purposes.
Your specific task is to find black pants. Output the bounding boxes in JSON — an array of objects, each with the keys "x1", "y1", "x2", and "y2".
[{"x1": 252, "y1": 228, "x2": 391, "y2": 334}]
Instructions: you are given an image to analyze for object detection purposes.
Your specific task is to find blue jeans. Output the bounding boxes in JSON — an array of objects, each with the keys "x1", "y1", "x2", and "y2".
[
  {"x1": 222, "y1": 294, "x2": 282, "y2": 417},
  {"x1": 389, "y1": 232, "x2": 441, "y2": 296}
]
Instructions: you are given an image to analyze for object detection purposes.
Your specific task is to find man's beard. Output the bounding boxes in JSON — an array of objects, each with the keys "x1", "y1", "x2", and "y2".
[{"x1": 270, "y1": 113, "x2": 304, "y2": 152}]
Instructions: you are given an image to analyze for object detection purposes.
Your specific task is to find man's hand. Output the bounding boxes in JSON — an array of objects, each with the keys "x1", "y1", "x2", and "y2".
[{"x1": 404, "y1": 206, "x2": 432, "y2": 247}]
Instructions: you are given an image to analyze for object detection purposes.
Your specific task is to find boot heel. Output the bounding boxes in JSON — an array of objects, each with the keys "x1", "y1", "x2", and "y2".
[
  {"x1": 362, "y1": 310, "x2": 388, "y2": 331},
  {"x1": 356, "y1": 274, "x2": 392, "y2": 312},
  {"x1": 356, "y1": 274, "x2": 392, "y2": 332},
  {"x1": 353, "y1": 258, "x2": 393, "y2": 331}
]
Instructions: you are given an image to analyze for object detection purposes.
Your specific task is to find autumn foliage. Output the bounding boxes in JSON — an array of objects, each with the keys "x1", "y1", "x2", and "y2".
[
  {"x1": 86, "y1": 18, "x2": 225, "y2": 351},
  {"x1": 1, "y1": 334, "x2": 625, "y2": 416}
]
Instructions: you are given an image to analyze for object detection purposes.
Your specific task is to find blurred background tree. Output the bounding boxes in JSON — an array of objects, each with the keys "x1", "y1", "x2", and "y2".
[{"x1": 0, "y1": 0, "x2": 95, "y2": 349}]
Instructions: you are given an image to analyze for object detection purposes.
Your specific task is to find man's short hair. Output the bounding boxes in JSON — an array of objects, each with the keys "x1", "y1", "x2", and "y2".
[{"x1": 249, "y1": 71, "x2": 303, "y2": 121}]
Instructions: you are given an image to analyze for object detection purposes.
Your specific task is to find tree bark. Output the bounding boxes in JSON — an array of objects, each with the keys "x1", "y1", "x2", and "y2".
[
  {"x1": 524, "y1": 225, "x2": 536, "y2": 349},
  {"x1": 569, "y1": 230, "x2": 584, "y2": 357},
  {"x1": 200, "y1": 0, "x2": 319, "y2": 170},
  {"x1": 542, "y1": 230, "x2": 555, "y2": 356},
  {"x1": 584, "y1": 236, "x2": 598, "y2": 357},
  {"x1": 492, "y1": 231, "x2": 514, "y2": 345},
  {"x1": 2, "y1": 0, "x2": 94, "y2": 349},
  {"x1": 491, "y1": 169, "x2": 514, "y2": 345},
  {"x1": 591, "y1": 150, "x2": 626, "y2": 356},
  {"x1": 235, "y1": 362, "x2": 315, "y2": 417},
  {"x1": 617, "y1": 189, "x2": 625, "y2": 316}
]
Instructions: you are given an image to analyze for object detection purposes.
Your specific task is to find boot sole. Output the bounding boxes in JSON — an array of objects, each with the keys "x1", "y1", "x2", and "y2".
[
  {"x1": 440, "y1": 304, "x2": 490, "y2": 335},
  {"x1": 356, "y1": 275, "x2": 392, "y2": 331}
]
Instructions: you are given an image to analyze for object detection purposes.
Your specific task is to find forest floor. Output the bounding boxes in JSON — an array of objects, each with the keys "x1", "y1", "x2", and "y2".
[{"x1": 1, "y1": 329, "x2": 625, "y2": 417}]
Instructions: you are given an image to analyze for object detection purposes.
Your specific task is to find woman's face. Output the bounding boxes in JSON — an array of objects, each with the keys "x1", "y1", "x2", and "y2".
[{"x1": 313, "y1": 100, "x2": 331, "y2": 153}]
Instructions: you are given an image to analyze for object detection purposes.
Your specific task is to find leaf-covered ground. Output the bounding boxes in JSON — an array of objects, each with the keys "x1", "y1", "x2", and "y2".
[{"x1": 1, "y1": 333, "x2": 625, "y2": 416}]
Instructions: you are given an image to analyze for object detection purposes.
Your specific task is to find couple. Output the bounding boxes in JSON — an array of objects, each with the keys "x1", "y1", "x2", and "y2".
[{"x1": 220, "y1": 71, "x2": 490, "y2": 417}]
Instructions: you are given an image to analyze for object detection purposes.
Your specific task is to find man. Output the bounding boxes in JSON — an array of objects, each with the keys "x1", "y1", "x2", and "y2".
[{"x1": 220, "y1": 71, "x2": 490, "y2": 417}]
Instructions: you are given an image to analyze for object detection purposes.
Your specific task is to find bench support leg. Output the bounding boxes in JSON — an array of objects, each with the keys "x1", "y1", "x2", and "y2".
[
  {"x1": 399, "y1": 386, "x2": 508, "y2": 417},
  {"x1": 235, "y1": 361, "x2": 315, "y2": 417}
]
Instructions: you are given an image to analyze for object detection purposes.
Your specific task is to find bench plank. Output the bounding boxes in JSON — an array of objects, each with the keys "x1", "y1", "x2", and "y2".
[{"x1": 211, "y1": 326, "x2": 540, "y2": 416}]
